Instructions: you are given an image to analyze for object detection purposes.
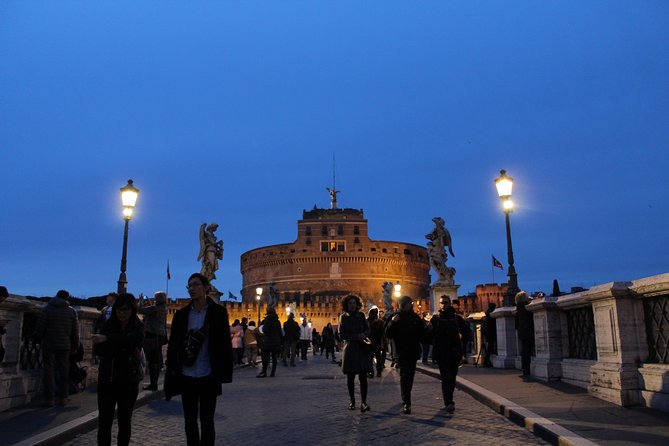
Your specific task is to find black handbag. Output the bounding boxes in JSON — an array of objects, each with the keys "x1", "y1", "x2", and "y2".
[{"x1": 181, "y1": 326, "x2": 208, "y2": 367}]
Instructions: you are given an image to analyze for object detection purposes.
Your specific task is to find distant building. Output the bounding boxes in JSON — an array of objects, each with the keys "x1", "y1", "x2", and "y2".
[
  {"x1": 233, "y1": 205, "x2": 431, "y2": 330},
  {"x1": 456, "y1": 283, "x2": 508, "y2": 316}
]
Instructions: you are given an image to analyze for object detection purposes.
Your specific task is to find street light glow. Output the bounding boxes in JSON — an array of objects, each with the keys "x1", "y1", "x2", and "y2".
[
  {"x1": 503, "y1": 199, "x2": 514, "y2": 211},
  {"x1": 394, "y1": 282, "x2": 402, "y2": 298},
  {"x1": 120, "y1": 179, "x2": 139, "y2": 207},
  {"x1": 255, "y1": 287, "x2": 263, "y2": 297},
  {"x1": 495, "y1": 169, "x2": 513, "y2": 199}
]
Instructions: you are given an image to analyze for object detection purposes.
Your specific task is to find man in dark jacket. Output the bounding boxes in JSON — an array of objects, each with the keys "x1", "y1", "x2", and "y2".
[
  {"x1": 34, "y1": 289, "x2": 80, "y2": 407},
  {"x1": 385, "y1": 296, "x2": 425, "y2": 414},
  {"x1": 165, "y1": 273, "x2": 233, "y2": 446},
  {"x1": 431, "y1": 295, "x2": 467, "y2": 414},
  {"x1": 515, "y1": 291, "x2": 534, "y2": 377},
  {"x1": 367, "y1": 307, "x2": 386, "y2": 377},
  {"x1": 282, "y1": 313, "x2": 300, "y2": 366}
]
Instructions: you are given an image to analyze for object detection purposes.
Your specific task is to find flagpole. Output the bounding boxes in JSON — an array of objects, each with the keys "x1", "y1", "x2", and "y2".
[
  {"x1": 166, "y1": 260, "x2": 170, "y2": 296},
  {"x1": 492, "y1": 256, "x2": 495, "y2": 284}
]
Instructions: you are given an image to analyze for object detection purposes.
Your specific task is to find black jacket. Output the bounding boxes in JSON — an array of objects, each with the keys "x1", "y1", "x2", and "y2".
[
  {"x1": 431, "y1": 307, "x2": 466, "y2": 365},
  {"x1": 515, "y1": 302, "x2": 534, "y2": 341},
  {"x1": 283, "y1": 318, "x2": 300, "y2": 342},
  {"x1": 165, "y1": 299, "x2": 233, "y2": 399},
  {"x1": 385, "y1": 310, "x2": 424, "y2": 364},
  {"x1": 261, "y1": 313, "x2": 283, "y2": 351},
  {"x1": 95, "y1": 317, "x2": 144, "y2": 385}
]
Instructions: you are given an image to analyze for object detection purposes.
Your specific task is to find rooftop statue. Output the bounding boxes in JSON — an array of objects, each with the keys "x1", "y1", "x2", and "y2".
[
  {"x1": 426, "y1": 217, "x2": 456, "y2": 284},
  {"x1": 267, "y1": 282, "x2": 279, "y2": 309},
  {"x1": 382, "y1": 281, "x2": 394, "y2": 317},
  {"x1": 198, "y1": 223, "x2": 224, "y2": 281},
  {"x1": 326, "y1": 187, "x2": 340, "y2": 209}
]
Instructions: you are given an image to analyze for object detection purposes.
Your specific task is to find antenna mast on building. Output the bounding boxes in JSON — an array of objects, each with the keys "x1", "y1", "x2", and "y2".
[{"x1": 326, "y1": 153, "x2": 340, "y2": 209}]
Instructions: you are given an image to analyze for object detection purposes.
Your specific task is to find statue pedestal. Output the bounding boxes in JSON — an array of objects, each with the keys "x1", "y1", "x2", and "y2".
[{"x1": 430, "y1": 282, "x2": 460, "y2": 315}]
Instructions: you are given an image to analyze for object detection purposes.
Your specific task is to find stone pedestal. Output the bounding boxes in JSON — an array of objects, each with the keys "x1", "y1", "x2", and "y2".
[
  {"x1": 429, "y1": 282, "x2": 459, "y2": 314},
  {"x1": 528, "y1": 299, "x2": 563, "y2": 381},
  {"x1": 584, "y1": 281, "x2": 647, "y2": 406},
  {"x1": 490, "y1": 306, "x2": 518, "y2": 368}
]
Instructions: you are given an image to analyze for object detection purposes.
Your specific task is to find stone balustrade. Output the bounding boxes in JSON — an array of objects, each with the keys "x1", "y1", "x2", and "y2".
[
  {"x1": 489, "y1": 272, "x2": 669, "y2": 412},
  {"x1": 0, "y1": 296, "x2": 99, "y2": 412}
]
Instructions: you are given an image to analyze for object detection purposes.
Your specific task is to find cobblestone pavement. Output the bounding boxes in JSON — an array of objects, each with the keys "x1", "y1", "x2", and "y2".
[{"x1": 63, "y1": 355, "x2": 549, "y2": 445}]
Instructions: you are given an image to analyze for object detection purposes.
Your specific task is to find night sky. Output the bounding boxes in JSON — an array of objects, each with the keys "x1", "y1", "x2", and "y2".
[{"x1": 1, "y1": 2, "x2": 667, "y2": 300}]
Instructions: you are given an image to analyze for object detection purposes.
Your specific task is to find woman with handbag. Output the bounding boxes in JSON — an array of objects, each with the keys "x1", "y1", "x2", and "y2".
[
  {"x1": 339, "y1": 294, "x2": 373, "y2": 412},
  {"x1": 92, "y1": 293, "x2": 144, "y2": 446}
]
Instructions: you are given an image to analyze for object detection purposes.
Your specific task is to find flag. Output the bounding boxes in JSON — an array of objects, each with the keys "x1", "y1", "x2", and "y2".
[
  {"x1": 228, "y1": 291, "x2": 240, "y2": 301},
  {"x1": 167, "y1": 261, "x2": 171, "y2": 280},
  {"x1": 492, "y1": 255, "x2": 503, "y2": 270}
]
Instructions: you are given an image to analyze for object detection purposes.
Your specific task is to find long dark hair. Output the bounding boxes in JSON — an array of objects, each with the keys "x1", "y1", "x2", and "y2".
[
  {"x1": 341, "y1": 294, "x2": 363, "y2": 313},
  {"x1": 108, "y1": 293, "x2": 140, "y2": 329}
]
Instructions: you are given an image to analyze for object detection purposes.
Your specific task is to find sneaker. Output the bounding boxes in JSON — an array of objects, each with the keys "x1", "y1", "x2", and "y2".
[
  {"x1": 360, "y1": 403, "x2": 370, "y2": 413},
  {"x1": 402, "y1": 404, "x2": 411, "y2": 414},
  {"x1": 348, "y1": 402, "x2": 356, "y2": 410},
  {"x1": 445, "y1": 403, "x2": 455, "y2": 414},
  {"x1": 256, "y1": 372, "x2": 267, "y2": 378}
]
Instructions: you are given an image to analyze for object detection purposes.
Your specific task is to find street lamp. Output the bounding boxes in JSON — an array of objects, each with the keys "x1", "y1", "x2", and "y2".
[
  {"x1": 394, "y1": 282, "x2": 402, "y2": 298},
  {"x1": 495, "y1": 169, "x2": 519, "y2": 306},
  {"x1": 117, "y1": 179, "x2": 139, "y2": 294},
  {"x1": 255, "y1": 287, "x2": 263, "y2": 325}
]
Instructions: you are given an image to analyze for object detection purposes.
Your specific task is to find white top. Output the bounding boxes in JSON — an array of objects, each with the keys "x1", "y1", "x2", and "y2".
[{"x1": 182, "y1": 303, "x2": 211, "y2": 378}]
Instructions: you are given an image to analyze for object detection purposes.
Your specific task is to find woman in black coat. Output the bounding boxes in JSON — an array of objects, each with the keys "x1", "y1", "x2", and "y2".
[
  {"x1": 339, "y1": 295, "x2": 372, "y2": 412},
  {"x1": 92, "y1": 293, "x2": 144, "y2": 446},
  {"x1": 257, "y1": 307, "x2": 282, "y2": 378}
]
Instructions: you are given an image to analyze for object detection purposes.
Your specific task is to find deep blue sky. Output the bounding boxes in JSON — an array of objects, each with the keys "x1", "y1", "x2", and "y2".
[{"x1": 1, "y1": 2, "x2": 668, "y2": 299}]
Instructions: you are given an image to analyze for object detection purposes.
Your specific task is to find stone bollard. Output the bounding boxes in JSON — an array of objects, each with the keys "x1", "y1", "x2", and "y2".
[{"x1": 490, "y1": 306, "x2": 519, "y2": 369}]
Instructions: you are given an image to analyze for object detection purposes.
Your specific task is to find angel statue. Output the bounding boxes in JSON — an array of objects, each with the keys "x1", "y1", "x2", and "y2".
[
  {"x1": 425, "y1": 217, "x2": 456, "y2": 284},
  {"x1": 382, "y1": 281, "x2": 395, "y2": 319},
  {"x1": 198, "y1": 223, "x2": 224, "y2": 281},
  {"x1": 267, "y1": 282, "x2": 280, "y2": 309}
]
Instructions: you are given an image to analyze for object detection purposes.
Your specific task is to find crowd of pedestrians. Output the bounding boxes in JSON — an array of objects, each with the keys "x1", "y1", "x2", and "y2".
[{"x1": 12, "y1": 276, "x2": 542, "y2": 446}]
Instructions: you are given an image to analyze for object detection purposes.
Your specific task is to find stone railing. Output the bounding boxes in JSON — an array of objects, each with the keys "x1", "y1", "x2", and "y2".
[
  {"x1": 490, "y1": 272, "x2": 669, "y2": 413},
  {"x1": 0, "y1": 296, "x2": 99, "y2": 412}
]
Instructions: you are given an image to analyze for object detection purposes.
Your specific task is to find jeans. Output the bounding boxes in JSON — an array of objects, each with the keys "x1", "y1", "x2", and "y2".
[
  {"x1": 283, "y1": 341, "x2": 297, "y2": 365},
  {"x1": 438, "y1": 360, "x2": 460, "y2": 406},
  {"x1": 399, "y1": 361, "x2": 417, "y2": 405},
  {"x1": 520, "y1": 338, "x2": 534, "y2": 375},
  {"x1": 181, "y1": 375, "x2": 218, "y2": 446},
  {"x1": 97, "y1": 381, "x2": 139, "y2": 446},
  {"x1": 262, "y1": 348, "x2": 278, "y2": 375},
  {"x1": 42, "y1": 349, "x2": 70, "y2": 403},
  {"x1": 299, "y1": 340, "x2": 310, "y2": 360}
]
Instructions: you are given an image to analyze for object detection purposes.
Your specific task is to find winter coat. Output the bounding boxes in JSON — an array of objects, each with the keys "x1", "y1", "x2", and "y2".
[
  {"x1": 368, "y1": 317, "x2": 386, "y2": 350},
  {"x1": 339, "y1": 311, "x2": 372, "y2": 374},
  {"x1": 283, "y1": 318, "x2": 300, "y2": 342},
  {"x1": 515, "y1": 302, "x2": 534, "y2": 341},
  {"x1": 261, "y1": 313, "x2": 283, "y2": 352},
  {"x1": 431, "y1": 307, "x2": 466, "y2": 366},
  {"x1": 482, "y1": 312, "x2": 497, "y2": 343},
  {"x1": 165, "y1": 299, "x2": 233, "y2": 400},
  {"x1": 244, "y1": 327, "x2": 259, "y2": 345},
  {"x1": 321, "y1": 326, "x2": 336, "y2": 348},
  {"x1": 138, "y1": 302, "x2": 167, "y2": 337},
  {"x1": 385, "y1": 310, "x2": 425, "y2": 364},
  {"x1": 231, "y1": 325, "x2": 244, "y2": 349},
  {"x1": 95, "y1": 317, "x2": 145, "y2": 385},
  {"x1": 34, "y1": 297, "x2": 79, "y2": 351},
  {"x1": 299, "y1": 324, "x2": 312, "y2": 341}
]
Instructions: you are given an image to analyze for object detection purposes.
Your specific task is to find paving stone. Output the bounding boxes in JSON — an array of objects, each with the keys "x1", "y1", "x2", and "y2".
[{"x1": 63, "y1": 356, "x2": 548, "y2": 445}]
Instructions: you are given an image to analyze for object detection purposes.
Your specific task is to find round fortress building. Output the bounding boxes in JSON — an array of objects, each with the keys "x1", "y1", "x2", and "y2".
[{"x1": 239, "y1": 206, "x2": 431, "y2": 326}]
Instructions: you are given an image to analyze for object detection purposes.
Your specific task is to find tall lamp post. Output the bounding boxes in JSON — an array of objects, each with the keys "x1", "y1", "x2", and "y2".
[
  {"x1": 495, "y1": 170, "x2": 519, "y2": 307},
  {"x1": 117, "y1": 180, "x2": 139, "y2": 294},
  {"x1": 394, "y1": 282, "x2": 402, "y2": 298},
  {"x1": 255, "y1": 287, "x2": 263, "y2": 325}
]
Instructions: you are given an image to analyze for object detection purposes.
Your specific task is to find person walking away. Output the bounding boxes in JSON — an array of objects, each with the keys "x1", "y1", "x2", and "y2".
[
  {"x1": 299, "y1": 318, "x2": 312, "y2": 360},
  {"x1": 230, "y1": 319, "x2": 245, "y2": 366},
  {"x1": 92, "y1": 293, "x2": 144, "y2": 446},
  {"x1": 385, "y1": 296, "x2": 425, "y2": 414},
  {"x1": 165, "y1": 273, "x2": 233, "y2": 446},
  {"x1": 481, "y1": 303, "x2": 497, "y2": 367},
  {"x1": 367, "y1": 307, "x2": 386, "y2": 378},
  {"x1": 257, "y1": 307, "x2": 282, "y2": 377},
  {"x1": 321, "y1": 323, "x2": 337, "y2": 363},
  {"x1": 431, "y1": 295, "x2": 468, "y2": 414},
  {"x1": 515, "y1": 291, "x2": 534, "y2": 378},
  {"x1": 312, "y1": 328, "x2": 321, "y2": 356},
  {"x1": 340, "y1": 294, "x2": 372, "y2": 412},
  {"x1": 34, "y1": 289, "x2": 79, "y2": 407},
  {"x1": 138, "y1": 291, "x2": 168, "y2": 390},
  {"x1": 282, "y1": 313, "x2": 299, "y2": 366},
  {"x1": 244, "y1": 321, "x2": 259, "y2": 367},
  {"x1": 421, "y1": 316, "x2": 434, "y2": 364}
]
